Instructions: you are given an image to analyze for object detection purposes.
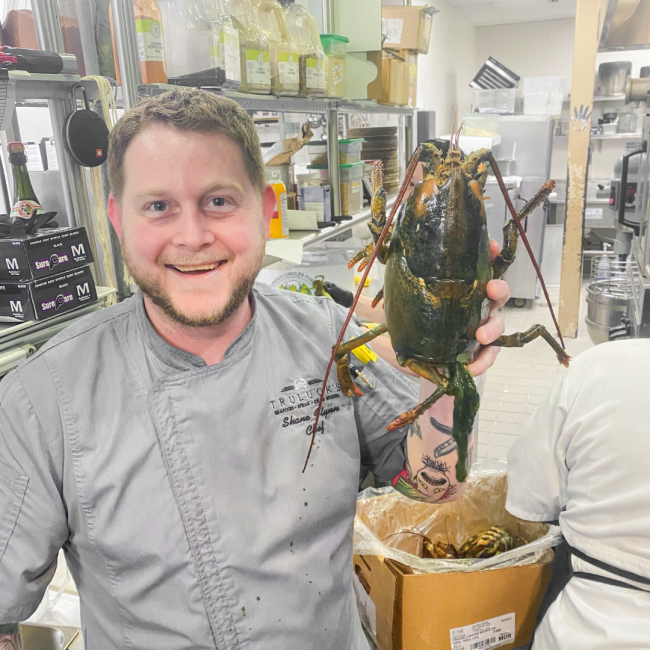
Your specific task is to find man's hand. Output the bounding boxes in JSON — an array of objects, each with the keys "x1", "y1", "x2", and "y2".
[{"x1": 468, "y1": 240, "x2": 511, "y2": 377}]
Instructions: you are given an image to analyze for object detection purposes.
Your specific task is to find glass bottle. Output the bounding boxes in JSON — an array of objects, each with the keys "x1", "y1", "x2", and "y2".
[
  {"x1": 281, "y1": 0, "x2": 326, "y2": 97},
  {"x1": 110, "y1": 0, "x2": 167, "y2": 85},
  {"x1": 8, "y1": 142, "x2": 44, "y2": 220},
  {"x1": 255, "y1": 0, "x2": 299, "y2": 96},
  {"x1": 227, "y1": 0, "x2": 271, "y2": 94}
]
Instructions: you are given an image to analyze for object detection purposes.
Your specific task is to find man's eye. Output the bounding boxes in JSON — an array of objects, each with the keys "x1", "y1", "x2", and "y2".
[
  {"x1": 151, "y1": 201, "x2": 167, "y2": 212},
  {"x1": 208, "y1": 197, "x2": 227, "y2": 207}
]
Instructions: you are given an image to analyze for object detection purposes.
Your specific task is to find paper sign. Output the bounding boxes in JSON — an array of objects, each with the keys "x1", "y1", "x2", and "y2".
[
  {"x1": 353, "y1": 571, "x2": 377, "y2": 637},
  {"x1": 450, "y1": 613, "x2": 515, "y2": 650},
  {"x1": 585, "y1": 208, "x2": 603, "y2": 220},
  {"x1": 626, "y1": 141, "x2": 642, "y2": 153},
  {"x1": 264, "y1": 238, "x2": 303, "y2": 265},
  {"x1": 381, "y1": 18, "x2": 404, "y2": 44}
]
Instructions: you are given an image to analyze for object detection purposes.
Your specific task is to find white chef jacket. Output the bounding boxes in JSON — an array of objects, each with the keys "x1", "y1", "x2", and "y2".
[{"x1": 506, "y1": 339, "x2": 650, "y2": 650}]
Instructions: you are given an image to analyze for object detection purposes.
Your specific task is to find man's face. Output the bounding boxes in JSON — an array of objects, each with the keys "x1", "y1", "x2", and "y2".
[{"x1": 108, "y1": 125, "x2": 274, "y2": 327}]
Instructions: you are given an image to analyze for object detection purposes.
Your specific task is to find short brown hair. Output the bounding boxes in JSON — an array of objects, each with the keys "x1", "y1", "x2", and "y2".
[{"x1": 107, "y1": 88, "x2": 265, "y2": 200}]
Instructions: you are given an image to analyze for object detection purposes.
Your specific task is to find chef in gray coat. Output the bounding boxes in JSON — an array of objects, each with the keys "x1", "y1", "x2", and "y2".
[{"x1": 0, "y1": 88, "x2": 509, "y2": 649}]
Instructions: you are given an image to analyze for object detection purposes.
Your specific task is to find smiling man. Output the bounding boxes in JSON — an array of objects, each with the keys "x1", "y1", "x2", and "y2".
[{"x1": 0, "y1": 89, "x2": 509, "y2": 649}]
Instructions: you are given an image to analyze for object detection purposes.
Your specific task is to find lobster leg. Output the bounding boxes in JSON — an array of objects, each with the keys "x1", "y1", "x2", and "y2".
[
  {"x1": 491, "y1": 325, "x2": 571, "y2": 367},
  {"x1": 386, "y1": 358, "x2": 448, "y2": 431},
  {"x1": 334, "y1": 323, "x2": 389, "y2": 396}
]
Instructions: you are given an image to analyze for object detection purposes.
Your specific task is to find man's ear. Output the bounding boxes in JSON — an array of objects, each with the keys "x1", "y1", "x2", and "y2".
[
  {"x1": 107, "y1": 193, "x2": 123, "y2": 239},
  {"x1": 261, "y1": 184, "x2": 276, "y2": 239}
]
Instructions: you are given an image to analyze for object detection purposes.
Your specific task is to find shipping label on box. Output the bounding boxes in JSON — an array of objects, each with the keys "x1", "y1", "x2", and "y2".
[
  {"x1": 381, "y1": 6, "x2": 434, "y2": 54},
  {"x1": 450, "y1": 613, "x2": 516, "y2": 650},
  {"x1": 0, "y1": 265, "x2": 97, "y2": 322},
  {"x1": 0, "y1": 227, "x2": 94, "y2": 281}
]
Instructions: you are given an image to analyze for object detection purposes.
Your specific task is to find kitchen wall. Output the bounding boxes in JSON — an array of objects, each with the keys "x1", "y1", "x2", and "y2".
[
  {"x1": 383, "y1": 0, "x2": 477, "y2": 136},
  {"x1": 477, "y1": 19, "x2": 650, "y2": 182}
]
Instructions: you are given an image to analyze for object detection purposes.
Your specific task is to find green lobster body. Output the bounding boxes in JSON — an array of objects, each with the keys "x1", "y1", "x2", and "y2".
[
  {"x1": 332, "y1": 142, "x2": 567, "y2": 485},
  {"x1": 384, "y1": 170, "x2": 492, "y2": 366}
]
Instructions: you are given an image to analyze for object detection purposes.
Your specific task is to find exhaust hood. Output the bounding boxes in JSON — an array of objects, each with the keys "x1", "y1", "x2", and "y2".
[{"x1": 600, "y1": 0, "x2": 650, "y2": 50}]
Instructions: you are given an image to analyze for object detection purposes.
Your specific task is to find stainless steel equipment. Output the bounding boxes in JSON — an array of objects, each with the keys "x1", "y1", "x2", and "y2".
[
  {"x1": 598, "y1": 61, "x2": 632, "y2": 96},
  {"x1": 585, "y1": 259, "x2": 633, "y2": 345},
  {"x1": 484, "y1": 115, "x2": 555, "y2": 303},
  {"x1": 19, "y1": 623, "x2": 80, "y2": 650}
]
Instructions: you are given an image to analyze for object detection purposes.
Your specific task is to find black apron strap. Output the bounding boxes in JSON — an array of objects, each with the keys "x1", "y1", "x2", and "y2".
[
  {"x1": 526, "y1": 537, "x2": 650, "y2": 649},
  {"x1": 569, "y1": 545, "x2": 650, "y2": 588}
]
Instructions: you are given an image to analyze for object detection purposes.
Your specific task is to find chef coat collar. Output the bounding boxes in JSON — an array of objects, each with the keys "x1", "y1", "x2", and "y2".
[{"x1": 134, "y1": 290, "x2": 258, "y2": 372}]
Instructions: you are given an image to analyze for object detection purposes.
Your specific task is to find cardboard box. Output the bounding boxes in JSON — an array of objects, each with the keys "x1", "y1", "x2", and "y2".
[
  {"x1": 0, "y1": 227, "x2": 94, "y2": 282},
  {"x1": 353, "y1": 471, "x2": 553, "y2": 650},
  {"x1": 367, "y1": 50, "x2": 410, "y2": 106},
  {"x1": 0, "y1": 265, "x2": 97, "y2": 322},
  {"x1": 381, "y1": 6, "x2": 434, "y2": 55},
  {"x1": 409, "y1": 51, "x2": 418, "y2": 108},
  {"x1": 353, "y1": 554, "x2": 551, "y2": 650}
]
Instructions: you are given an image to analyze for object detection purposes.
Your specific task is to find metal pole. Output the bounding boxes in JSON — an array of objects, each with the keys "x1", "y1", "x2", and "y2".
[
  {"x1": 31, "y1": 0, "x2": 101, "y2": 280},
  {"x1": 110, "y1": 0, "x2": 142, "y2": 111},
  {"x1": 75, "y1": 0, "x2": 101, "y2": 76},
  {"x1": 323, "y1": 0, "x2": 335, "y2": 33},
  {"x1": 327, "y1": 107, "x2": 341, "y2": 217}
]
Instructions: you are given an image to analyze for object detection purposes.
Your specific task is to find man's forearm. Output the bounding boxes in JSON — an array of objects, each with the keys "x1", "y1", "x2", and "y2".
[{"x1": 0, "y1": 624, "x2": 22, "y2": 650}]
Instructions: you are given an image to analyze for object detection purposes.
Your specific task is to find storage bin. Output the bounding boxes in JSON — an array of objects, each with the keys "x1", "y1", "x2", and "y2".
[
  {"x1": 308, "y1": 162, "x2": 364, "y2": 215},
  {"x1": 320, "y1": 34, "x2": 348, "y2": 99},
  {"x1": 523, "y1": 77, "x2": 565, "y2": 116},
  {"x1": 338, "y1": 138, "x2": 364, "y2": 164},
  {"x1": 462, "y1": 115, "x2": 499, "y2": 137},
  {"x1": 472, "y1": 88, "x2": 516, "y2": 115},
  {"x1": 305, "y1": 141, "x2": 328, "y2": 164}
]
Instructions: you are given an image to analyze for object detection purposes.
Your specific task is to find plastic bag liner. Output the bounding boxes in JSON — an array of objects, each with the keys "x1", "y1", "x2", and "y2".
[{"x1": 354, "y1": 459, "x2": 561, "y2": 574}]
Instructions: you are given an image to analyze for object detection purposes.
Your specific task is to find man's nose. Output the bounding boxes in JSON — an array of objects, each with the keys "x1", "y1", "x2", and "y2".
[{"x1": 171, "y1": 205, "x2": 216, "y2": 249}]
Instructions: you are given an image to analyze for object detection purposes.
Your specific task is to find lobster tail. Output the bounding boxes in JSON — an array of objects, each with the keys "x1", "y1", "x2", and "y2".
[{"x1": 449, "y1": 363, "x2": 480, "y2": 482}]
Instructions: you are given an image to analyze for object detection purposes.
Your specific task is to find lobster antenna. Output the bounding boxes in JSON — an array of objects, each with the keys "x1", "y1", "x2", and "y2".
[
  {"x1": 451, "y1": 106, "x2": 457, "y2": 144},
  {"x1": 488, "y1": 153, "x2": 565, "y2": 348},
  {"x1": 303, "y1": 146, "x2": 425, "y2": 472}
]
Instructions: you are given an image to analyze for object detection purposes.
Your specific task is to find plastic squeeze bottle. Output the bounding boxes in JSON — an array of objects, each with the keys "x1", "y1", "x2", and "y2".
[{"x1": 269, "y1": 172, "x2": 289, "y2": 238}]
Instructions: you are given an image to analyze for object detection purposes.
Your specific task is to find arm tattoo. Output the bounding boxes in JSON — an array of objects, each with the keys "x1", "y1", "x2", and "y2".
[{"x1": 0, "y1": 624, "x2": 21, "y2": 650}]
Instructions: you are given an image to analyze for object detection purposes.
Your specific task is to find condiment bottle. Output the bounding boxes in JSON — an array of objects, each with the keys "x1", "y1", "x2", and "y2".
[
  {"x1": 269, "y1": 172, "x2": 289, "y2": 238},
  {"x1": 110, "y1": 0, "x2": 167, "y2": 85},
  {"x1": 7, "y1": 142, "x2": 44, "y2": 221},
  {"x1": 281, "y1": 0, "x2": 326, "y2": 97},
  {"x1": 227, "y1": 0, "x2": 271, "y2": 94},
  {"x1": 255, "y1": 0, "x2": 299, "y2": 96}
]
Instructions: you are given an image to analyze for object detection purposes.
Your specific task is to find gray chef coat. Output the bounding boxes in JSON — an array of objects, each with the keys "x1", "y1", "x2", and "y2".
[{"x1": 0, "y1": 283, "x2": 418, "y2": 649}]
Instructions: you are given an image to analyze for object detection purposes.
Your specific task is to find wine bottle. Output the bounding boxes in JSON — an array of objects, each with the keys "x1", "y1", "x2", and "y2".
[{"x1": 8, "y1": 142, "x2": 44, "y2": 221}]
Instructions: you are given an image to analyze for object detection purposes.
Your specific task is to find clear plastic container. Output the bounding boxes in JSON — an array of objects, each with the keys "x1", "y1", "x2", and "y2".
[
  {"x1": 338, "y1": 138, "x2": 364, "y2": 164},
  {"x1": 296, "y1": 172, "x2": 321, "y2": 188},
  {"x1": 304, "y1": 141, "x2": 328, "y2": 164},
  {"x1": 256, "y1": 0, "x2": 299, "y2": 96},
  {"x1": 472, "y1": 88, "x2": 516, "y2": 115},
  {"x1": 228, "y1": 0, "x2": 271, "y2": 94},
  {"x1": 195, "y1": 0, "x2": 241, "y2": 88},
  {"x1": 617, "y1": 110, "x2": 638, "y2": 134},
  {"x1": 110, "y1": 0, "x2": 167, "y2": 85},
  {"x1": 158, "y1": 0, "x2": 212, "y2": 83},
  {"x1": 308, "y1": 162, "x2": 364, "y2": 215},
  {"x1": 305, "y1": 138, "x2": 364, "y2": 165},
  {"x1": 320, "y1": 34, "x2": 347, "y2": 99},
  {"x1": 282, "y1": 0, "x2": 326, "y2": 97},
  {"x1": 523, "y1": 77, "x2": 565, "y2": 116},
  {"x1": 462, "y1": 115, "x2": 499, "y2": 137}
]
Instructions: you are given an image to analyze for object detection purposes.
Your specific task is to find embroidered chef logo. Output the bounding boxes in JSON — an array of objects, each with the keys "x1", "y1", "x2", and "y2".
[{"x1": 269, "y1": 376, "x2": 344, "y2": 435}]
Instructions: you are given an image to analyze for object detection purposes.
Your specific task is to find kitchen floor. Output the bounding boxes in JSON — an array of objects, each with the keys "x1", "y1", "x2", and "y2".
[{"x1": 477, "y1": 283, "x2": 594, "y2": 461}]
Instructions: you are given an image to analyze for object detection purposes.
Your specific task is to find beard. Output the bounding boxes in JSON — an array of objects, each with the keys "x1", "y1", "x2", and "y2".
[{"x1": 122, "y1": 234, "x2": 266, "y2": 328}]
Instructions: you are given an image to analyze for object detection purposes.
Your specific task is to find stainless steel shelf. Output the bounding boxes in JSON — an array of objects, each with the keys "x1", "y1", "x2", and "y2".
[
  {"x1": 263, "y1": 196, "x2": 397, "y2": 266},
  {"x1": 2, "y1": 69, "x2": 83, "y2": 101},
  {"x1": 139, "y1": 84, "x2": 414, "y2": 115},
  {"x1": 564, "y1": 94, "x2": 627, "y2": 103}
]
